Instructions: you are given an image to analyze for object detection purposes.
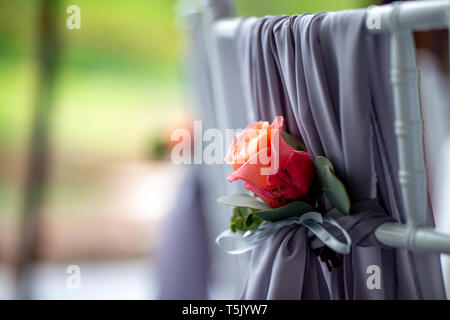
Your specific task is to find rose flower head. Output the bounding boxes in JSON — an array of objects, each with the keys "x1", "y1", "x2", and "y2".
[{"x1": 225, "y1": 116, "x2": 314, "y2": 208}]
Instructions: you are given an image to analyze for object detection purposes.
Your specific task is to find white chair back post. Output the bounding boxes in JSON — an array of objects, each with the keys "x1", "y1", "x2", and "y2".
[
  {"x1": 201, "y1": 0, "x2": 253, "y2": 298},
  {"x1": 367, "y1": 1, "x2": 450, "y2": 253}
]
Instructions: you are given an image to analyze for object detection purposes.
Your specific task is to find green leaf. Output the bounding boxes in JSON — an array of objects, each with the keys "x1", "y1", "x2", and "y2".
[
  {"x1": 315, "y1": 156, "x2": 351, "y2": 214},
  {"x1": 255, "y1": 201, "x2": 314, "y2": 222},
  {"x1": 230, "y1": 207, "x2": 263, "y2": 232},
  {"x1": 245, "y1": 213, "x2": 263, "y2": 230},
  {"x1": 281, "y1": 131, "x2": 307, "y2": 151},
  {"x1": 218, "y1": 194, "x2": 271, "y2": 210}
]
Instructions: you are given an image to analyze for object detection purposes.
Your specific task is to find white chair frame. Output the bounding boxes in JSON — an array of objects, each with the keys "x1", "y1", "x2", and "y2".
[{"x1": 184, "y1": 0, "x2": 450, "y2": 254}]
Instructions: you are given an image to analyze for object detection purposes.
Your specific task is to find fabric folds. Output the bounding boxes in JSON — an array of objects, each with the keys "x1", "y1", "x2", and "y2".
[
  {"x1": 234, "y1": 10, "x2": 445, "y2": 299},
  {"x1": 157, "y1": 167, "x2": 209, "y2": 299}
]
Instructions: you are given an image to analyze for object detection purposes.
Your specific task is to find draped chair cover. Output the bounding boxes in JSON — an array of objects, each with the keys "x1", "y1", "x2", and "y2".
[
  {"x1": 157, "y1": 11, "x2": 250, "y2": 299},
  {"x1": 157, "y1": 13, "x2": 215, "y2": 299},
  {"x1": 158, "y1": 166, "x2": 209, "y2": 299},
  {"x1": 233, "y1": 10, "x2": 446, "y2": 299}
]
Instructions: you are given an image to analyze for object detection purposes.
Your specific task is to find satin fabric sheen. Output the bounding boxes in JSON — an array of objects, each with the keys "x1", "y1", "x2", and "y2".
[{"x1": 234, "y1": 10, "x2": 446, "y2": 299}]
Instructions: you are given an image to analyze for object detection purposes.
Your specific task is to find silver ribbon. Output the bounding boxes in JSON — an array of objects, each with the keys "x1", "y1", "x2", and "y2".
[{"x1": 216, "y1": 211, "x2": 352, "y2": 255}]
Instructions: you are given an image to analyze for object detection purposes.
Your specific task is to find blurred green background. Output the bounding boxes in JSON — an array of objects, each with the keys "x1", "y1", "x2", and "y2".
[
  {"x1": 0, "y1": 0, "x2": 186, "y2": 235},
  {"x1": 237, "y1": 0, "x2": 372, "y2": 16},
  {"x1": 0, "y1": 0, "x2": 373, "y2": 299},
  {"x1": 0, "y1": 0, "x2": 373, "y2": 154},
  {"x1": 0, "y1": 0, "x2": 182, "y2": 157},
  {"x1": 0, "y1": 0, "x2": 373, "y2": 229},
  {"x1": 0, "y1": 0, "x2": 375, "y2": 154}
]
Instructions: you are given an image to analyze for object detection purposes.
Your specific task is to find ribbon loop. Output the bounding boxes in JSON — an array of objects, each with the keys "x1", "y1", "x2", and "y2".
[{"x1": 216, "y1": 211, "x2": 351, "y2": 255}]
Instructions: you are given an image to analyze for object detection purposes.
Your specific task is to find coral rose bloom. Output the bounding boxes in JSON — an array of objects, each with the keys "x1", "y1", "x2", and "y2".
[{"x1": 225, "y1": 116, "x2": 314, "y2": 208}]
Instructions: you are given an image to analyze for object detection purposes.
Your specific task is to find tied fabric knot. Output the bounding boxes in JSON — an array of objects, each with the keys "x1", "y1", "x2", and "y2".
[
  {"x1": 309, "y1": 199, "x2": 397, "y2": 250},
  {"x1": 313, "y1": 246, "x2": 343, "y2": 272},
  {"x1": 216, "y1": 199, "x2": 395, "y2": 260},
  {"x1": 309, "y1": 199, "x2": 396, "y2": 271},
  {"x1": 216, "y1": 211, "x2": 352, "y2": 255}
]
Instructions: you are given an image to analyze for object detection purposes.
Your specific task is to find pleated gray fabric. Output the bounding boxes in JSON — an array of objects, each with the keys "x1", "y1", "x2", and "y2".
[
  {"x1": 234, "y1": 10, "x2": 446, "y2": 299},
  {"x1": 157, "y1": 167, "x2": 209, "y2": 299}
]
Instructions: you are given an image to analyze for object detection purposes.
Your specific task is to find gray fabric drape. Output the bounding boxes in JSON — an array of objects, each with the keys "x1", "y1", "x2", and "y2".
[
  {"x1": 234, "y1": 10, "x2": 446, "y2": 299},
  {"x1": 158, "y1": 9, "x2": 250, "y2": 299},
  {"x1": 157, "y1": 167, "x2": 209, "y2": 299}
]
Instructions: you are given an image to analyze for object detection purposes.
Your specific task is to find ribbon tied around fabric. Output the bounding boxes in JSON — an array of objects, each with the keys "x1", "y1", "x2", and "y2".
[{"x1": 216, "y1": 211, "x2": 352, "y2": 255}]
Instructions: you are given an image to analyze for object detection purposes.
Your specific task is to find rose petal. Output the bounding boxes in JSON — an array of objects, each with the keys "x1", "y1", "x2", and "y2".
[
  {"x1": 227, "y1": 150, "x2": 270, "y2": 189},
  {"x1": 270, "y1": 115, "x2": 284, "y2": 131},
  {"x1": 270, "y1": 116, "x2": 293, "y2": 169},
  {"x1": 225, "y1": 121, "x2": 271, "y2": 170},
  {"x1": 283, "y1": 150, "x2": 314, "y2": 196}
]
